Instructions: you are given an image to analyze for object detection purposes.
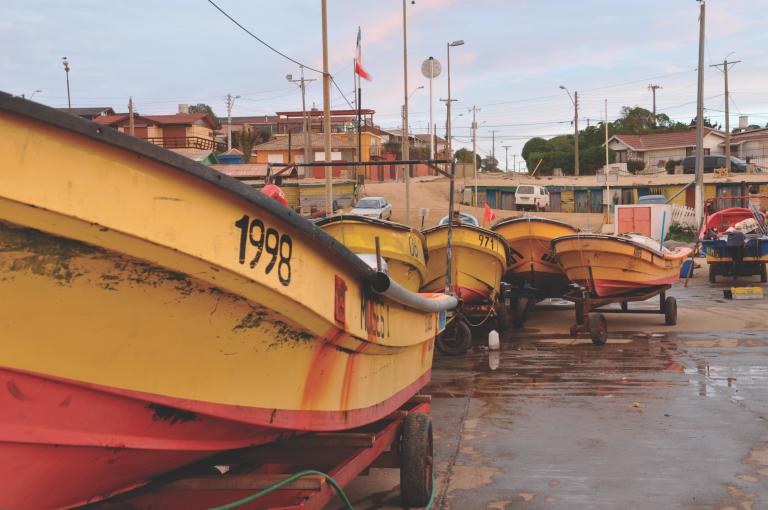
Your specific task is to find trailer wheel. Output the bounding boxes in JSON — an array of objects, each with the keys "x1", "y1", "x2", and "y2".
[
  {"x1": 436, "y1": 319, "x2": 472, "y2": 355},
  {"x1": 400, "y1": 413, "x2": 434, "y2": 508},
  {"x1": 709, "y1": 265, "x2": 717, "y2": 284},
  {"x1": 761, "y1": 264, "x2": 767, "y2": 283},
  {"x1": 588, "y1": 312, "x2": 607, "y2": 346},
  {"x1": 664, "y1": 296, "x2": 678, "y2": 326}
]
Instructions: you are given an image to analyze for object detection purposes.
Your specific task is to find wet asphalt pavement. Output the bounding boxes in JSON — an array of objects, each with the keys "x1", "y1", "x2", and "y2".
[{"x1": 337, "y1": 264, "x2": 768, "y2": 509}]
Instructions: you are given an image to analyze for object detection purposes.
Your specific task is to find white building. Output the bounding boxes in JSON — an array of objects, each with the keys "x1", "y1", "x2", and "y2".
[{"x1": 606, "y1": 127, "x2": 726, "y2": 169}]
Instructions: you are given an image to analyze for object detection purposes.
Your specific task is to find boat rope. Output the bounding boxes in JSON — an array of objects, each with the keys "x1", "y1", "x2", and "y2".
[
  {"x1": 463, "y1": 304, "x2": 496, "y2": 328},
  {"x1": 205, "y1": 469, "x2": 438, "y2": 510}
]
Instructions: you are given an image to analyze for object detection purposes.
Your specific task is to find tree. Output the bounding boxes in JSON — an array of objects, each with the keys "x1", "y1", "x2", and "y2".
[
  {"x1": 612, "y1": 106, "x2": 656, "y2": 134},
  {"x1": 188, "y1": 103, "x2": 220, "y2": 128},
  {"x1": 481, "y1": 156, "x2": 499, "y2": 172},
  {"x1": 689, "y1": 116, "x2": 721, "y2": 130},
  {"x1": 454, "y1": 148, "x2": 481, "y2": 169},
  {"x1": 231, "y1": 124, "x2": 268, "y2": 162},
  {"x1": 521, "y1": 137, "x2": 550, "y2": 162},
  {"x1": 383, "y1": 140, "x2": 401, "y2": 158}
]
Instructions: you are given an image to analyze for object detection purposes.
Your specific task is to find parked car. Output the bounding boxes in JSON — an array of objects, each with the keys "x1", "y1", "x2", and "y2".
[
  {"x1": 515, "y1": 184, "x2": 550, "y2": 211},
  {"x1": 438, "y1": 212, "x2": 479, "y2": 226},
  {"x1": 350, "y1": 196, "x2": 392, "y2": 220},
  {"x1": 682, "y1": 155, "x2": 748, "y2": 174},
  {"x1": 638, "y1": 194, "x2": 667, "y2": 205}
]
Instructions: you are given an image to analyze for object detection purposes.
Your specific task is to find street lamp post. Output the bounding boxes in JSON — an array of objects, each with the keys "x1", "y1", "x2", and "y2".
[
  {"x1": 559, "y1": 85, "x2": 579, "y2": 176},
  {"x1": 446, "y1": 40, "x2": 464, "y2": 160},
  {"x1": 62, "y1": 57, "x2": 71, "y2": 111},
  {"x1": 402, "y1": 0, "x2": 411, "y2": 225}
]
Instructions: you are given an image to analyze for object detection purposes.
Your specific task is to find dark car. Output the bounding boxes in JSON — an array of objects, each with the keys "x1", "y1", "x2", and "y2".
[{"x1": 682, "y1": 155, "x2": 748, "y2": 174}]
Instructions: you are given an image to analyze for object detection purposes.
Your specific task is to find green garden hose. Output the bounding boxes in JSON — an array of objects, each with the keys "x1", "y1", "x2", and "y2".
[{"x1": 206, "y1": 469, "x2": 437, "y2": 510}]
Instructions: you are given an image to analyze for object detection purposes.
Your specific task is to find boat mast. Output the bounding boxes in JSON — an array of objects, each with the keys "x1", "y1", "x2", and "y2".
[{"x1": 694, "y1": 0, "x2": 706, "y2": 226}]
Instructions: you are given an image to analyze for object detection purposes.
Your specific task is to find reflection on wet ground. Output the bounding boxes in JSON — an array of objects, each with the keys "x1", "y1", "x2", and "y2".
[
  {"x1": 339, "y1": 325, "x2": 768, "y2": 509},
  {"x1": 420, "y1": 329, "x2": 768, "y2": 510},
  {"x1": 427, "y1": 333, "x2": 686, "y2": 399}
]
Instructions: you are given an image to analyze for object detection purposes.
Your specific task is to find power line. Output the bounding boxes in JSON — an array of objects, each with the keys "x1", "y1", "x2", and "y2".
[{"x1": 206, "y1": 0, "x2": 322, "y2": 74}]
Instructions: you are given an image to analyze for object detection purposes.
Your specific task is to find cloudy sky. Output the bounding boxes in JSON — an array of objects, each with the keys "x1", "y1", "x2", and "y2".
[{"x1": 3, "y1": 0, "x2": 768, "y2": 169}]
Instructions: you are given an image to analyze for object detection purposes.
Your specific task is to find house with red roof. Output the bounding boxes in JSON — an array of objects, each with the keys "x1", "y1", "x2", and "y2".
[
  {"x1": 94, "y1": 111, "x2": 220, "y2": 151},
  {"x1": 606, "y1": 127, "x2": 726, "y2": 170}
]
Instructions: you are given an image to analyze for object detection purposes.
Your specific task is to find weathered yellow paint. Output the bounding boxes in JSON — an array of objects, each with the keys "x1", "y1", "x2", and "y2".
[
  {"x1": 664, "y1": 185, "x2": 687, "y2": 206},
  {"x1": 320, "y1": 217, "x2": 427, "y2": 292},
  {"x1": 422, "y1": 224, "x2": 508, "y2": 301},
  {"x1": 705, "y1": 184, "x2": 717, "y2": 200},
  {"x1": 0, "y1": 110, "x2": 442, "y2": 414},
  {"x1": 560, "y1": 190, "x2": 574, "y2": 213}
]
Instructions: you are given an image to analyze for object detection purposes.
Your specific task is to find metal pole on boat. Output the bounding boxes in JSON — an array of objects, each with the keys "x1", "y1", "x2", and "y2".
[
  {"x1": 694, "y1": 0, "x2": 706, "y2": 227},
  {"x1": 321, "y1": 0, "x2": 333, "y2": 216},
  {"x1": 605, "y1": 98, "x2": 610, "y2": 220},
  {"x1": 402, "y1": 0, "x2": 411, "y2": 226},
  {"x1": 446, "y1": 160, "x2": 456, "y2": 294}
]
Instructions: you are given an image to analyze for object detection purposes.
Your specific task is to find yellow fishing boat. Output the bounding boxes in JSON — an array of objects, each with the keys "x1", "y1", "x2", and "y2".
[
  {"x1": 492, "y1": 215, "x2": 578, "y2": 297},
  {"x1": 0, "y1": 93, "x2": 456, "y2": 509},
  {"x1": 422, "y1": 222, "x2": 509, "y2": 304},
  {"x1": 551, "y1": 233, "x2": 692, "y2": 297},
  {"x1": 316, "y1": 215, "x2": 427, "y2": 292}
]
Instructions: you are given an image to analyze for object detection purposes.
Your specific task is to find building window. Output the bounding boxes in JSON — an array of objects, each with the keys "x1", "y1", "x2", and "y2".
[{"x1": 267, "y1": 154, "x2": 284, "y2": 163}]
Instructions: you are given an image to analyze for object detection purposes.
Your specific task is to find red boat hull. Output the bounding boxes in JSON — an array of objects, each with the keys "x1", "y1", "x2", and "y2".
[
  {"x1": 0, "y1": 367, "x2": 289, "y2": 509},
  {"x1": 0, "y1": 366, "x2": 429, "y2": 509},
  {"x1": 574, "y1": 276, "x2": 677, "y2": 297}
]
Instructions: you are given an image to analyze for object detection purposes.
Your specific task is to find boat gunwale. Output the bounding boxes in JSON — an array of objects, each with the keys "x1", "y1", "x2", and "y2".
[
  {"x1": 316, "y1": 214, "x2": 426, "y2": 239},
  {"x1": 422, "y1": 221, "x2": 510, "y2": 262},
  {"x1": 491, "y1": 215, "x2": 579, "y2": 233},
  {"x1": 551, "y1": 233, "x2": 691, "y2": 260},
  {"x1": 0, "y1": 91, "x2": 378, "y2": 286}
]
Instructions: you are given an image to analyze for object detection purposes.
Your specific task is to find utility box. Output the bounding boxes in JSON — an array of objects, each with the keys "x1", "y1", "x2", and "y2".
[{"x1": 614, "y1": 204, "x2": 672, "y2": 240}]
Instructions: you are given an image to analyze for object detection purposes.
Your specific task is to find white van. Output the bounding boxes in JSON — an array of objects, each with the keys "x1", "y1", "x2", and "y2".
[{"x1": 515, "y1": 184, "x2": 549, "y2": 211}]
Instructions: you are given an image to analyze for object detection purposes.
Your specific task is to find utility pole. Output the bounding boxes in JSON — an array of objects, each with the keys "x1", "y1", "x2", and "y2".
[
  {"x1": 502, "y1": 145, "x2": 511, "y2": 172},
  {"x1": 490, "y1": 130, "x2": 498, "y2": 163},
  {"x1": 648, "y1": 84, "x2": 662, "y2": 123},
  {"x1": 128, "y1": 97, "x2": 135, "y2": 136},
  {"x1": 402, "y1": 0, "x2": 411, "y2": 225},
  {"x1": 226, "y1": 93, "x2": 234, "y2": 151},
  {"x1": 513, "y1": 153, "x2": 517, "y2": 173},
  {"x1": 711, "y1": 58, "x2": 740, "y2": 173},
  {"x1": 287, "y1": 67, "x2": 315, "y2": 168},
  {"x1": 694, "y1": 0, "x2": 706, "y2": 227},
  {"x1": 471, "y1": 105, "x2": 479, "y2": 205},
  {"x1": 62, "y1": 57, "x2": 71, "y2": 111},
  {"x1": 321, "y1": 0, "x2": 333, "y2": 216},
  {"x1": 574, "y1": 91, "x2": 579, "y2": 176}
]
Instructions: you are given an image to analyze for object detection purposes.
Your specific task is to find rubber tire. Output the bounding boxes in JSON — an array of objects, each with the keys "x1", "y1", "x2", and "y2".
[
  {"x1": 664, "y1": 296, "x2": 678, "y2": 326},
  {"x1": 761, "y1": 264, "x2": 767, "y2": 283},
  {"x1": 709, "y1": 266, "x2": 717, "y2": 284},
  {"x1": 588, "y1": 312, "x2": 608, "y2": 346},
  {"x1": 436, "y1": 319, "x2": 472, "y2": 356},
  {"x1": 400, "y1": 413, "x2": 434, "y2": 508}
]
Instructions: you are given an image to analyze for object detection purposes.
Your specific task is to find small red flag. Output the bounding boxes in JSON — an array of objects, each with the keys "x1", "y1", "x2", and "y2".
[{"x1": 484, "y1": 202, "x2": 497, "y2": 224}]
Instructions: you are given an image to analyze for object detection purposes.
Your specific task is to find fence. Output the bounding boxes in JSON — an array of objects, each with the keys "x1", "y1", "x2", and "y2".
[{"x1": 671, "y1": 204, "x2": 696, "y2": 227}]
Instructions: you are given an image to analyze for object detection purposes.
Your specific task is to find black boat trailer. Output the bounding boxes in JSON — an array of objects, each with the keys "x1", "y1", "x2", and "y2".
[{"x1": 561, "y1": 284, "x2": 676, "y2": 345}]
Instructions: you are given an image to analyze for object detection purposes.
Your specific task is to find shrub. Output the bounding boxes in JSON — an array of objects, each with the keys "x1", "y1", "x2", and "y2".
[
  {"x1": 627, "y1": 159, "x2": 646, "y2": 174},
  {"x1": 665, "y1": 159, "x2": 681, "y2": 174},
  {"x1": 667, "y1": 223, "x2": 696, "y2": 243}
]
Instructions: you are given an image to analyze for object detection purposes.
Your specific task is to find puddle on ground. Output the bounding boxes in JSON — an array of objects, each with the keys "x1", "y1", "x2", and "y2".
[{"x1": 428, "y1": 332, "x2": 686, "y2": 399}]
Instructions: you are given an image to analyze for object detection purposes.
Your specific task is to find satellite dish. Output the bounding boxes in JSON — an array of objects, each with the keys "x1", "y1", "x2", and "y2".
[{"x1": 421, "y1": 57, "x2": 442, "y2": 79}]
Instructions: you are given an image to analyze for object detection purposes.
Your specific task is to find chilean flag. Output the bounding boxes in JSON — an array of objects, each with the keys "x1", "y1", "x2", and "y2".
[{"x1": 355, "y1": 27, "x2": 372, "y2": 81}]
